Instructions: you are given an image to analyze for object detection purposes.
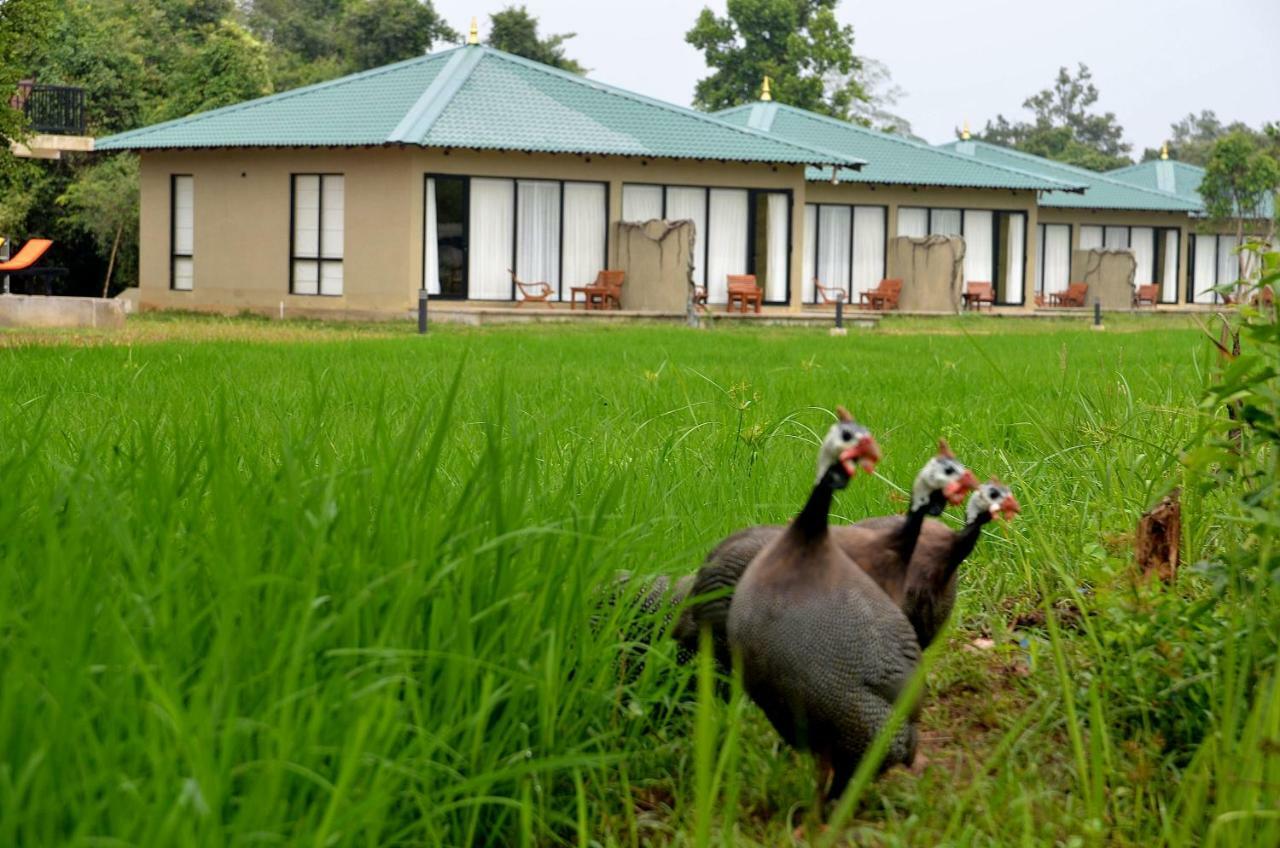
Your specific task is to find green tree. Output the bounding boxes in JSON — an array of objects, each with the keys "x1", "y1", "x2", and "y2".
[
  {"x1": 343, "y1": 0, "x2": 456, "y2": 73},
  {"x1": 1199, "y1": 131, "x2": 1280, "y2": 283},
  {"x1": 486, "y1": 6, "x2": 583, "y2": 74},
  {"x1": 975, "y1": 64, "x2": 1131, "y2": 171},
  {"x1": 161, "y1": 21, "x2": 272, "y2": 120},
  {"x1": 1142, "y1": 110, "x2": 1277, "y2": 166},
  {"x1": 685, "y1": 0, "x2": 867, "y2": 119},
  {"x1": 56, "y1": 153, "x2": 140, "y2": 296},
  {"x1": 0, "y1": 0, "x2": 56, "y2": 146}
]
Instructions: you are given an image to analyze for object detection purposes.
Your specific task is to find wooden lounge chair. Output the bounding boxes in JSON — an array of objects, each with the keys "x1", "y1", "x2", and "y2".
[
  {"x1": 570, "y1": 269, "x2": 624, "y2": 310},
  {"x1": 1133, "y1": 284, "x2": 1159, "y2": 307},
  {"x1": 814, "y1": 279, "x2": 847, "y2": 306},
  {"x1": 509, "y1": 269, "x2": 553, "y2": 306},
  {"x1": 0, "y1": 238, "x2": 66, "y2": 292},
  {"x1": 859, "y1": 278, "x2": 902, "y2": 311},
  {"x1": 963, "y1": 281, "x2": 994, "y2": 311},
  {"x1": 1049, "y1": 282, "x2": 1088, "y2": 307},
  {"x1": 726, "y1": 274, "x2": 763, "y2": 313}
]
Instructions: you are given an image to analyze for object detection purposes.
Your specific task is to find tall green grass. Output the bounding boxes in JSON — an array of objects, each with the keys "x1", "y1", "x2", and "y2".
[{"x1": 0, "y1": 317, "x2": 1259, "y2": 845}]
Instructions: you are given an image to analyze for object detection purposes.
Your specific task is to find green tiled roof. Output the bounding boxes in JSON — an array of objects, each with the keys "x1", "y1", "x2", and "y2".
[
  {"x1": 715, "y1": 102, "x2": 1082, "y2": 192},
  {"x1": 1106, "y1": 160, "x2": 1276, "y2": 219},
  {"x1": 936, "y1": 140, "x2": 1200, "y2": 212},
  {"x1": 97, "y1": 46, "x2": 862, "y2": 168}
]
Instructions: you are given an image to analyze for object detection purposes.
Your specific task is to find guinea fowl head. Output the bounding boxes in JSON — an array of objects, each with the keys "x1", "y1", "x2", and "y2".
[
  {"x1": 910, "y1": 439, "x2": 980, "y2": 516},
  {"x1": 814, "y1": 406, "x2": 881, "y2": 489},
  {"x1": 966, "y1": 478, "x2": 1021, "y2": 524}
]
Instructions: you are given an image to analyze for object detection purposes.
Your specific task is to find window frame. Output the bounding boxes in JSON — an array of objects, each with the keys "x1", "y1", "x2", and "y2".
[
  {"x1": 170, "y1": 174, "x2": 194, "y2": 292},
  {"x1": 289, "y1": 173, "x2": 345, "y2": 297},
  {"x1": 900, "y1": 205, "x2": 1028, "y2": 305},
  {"x1": 805, "y1": 201, "x2": 889, "y2": 305}
]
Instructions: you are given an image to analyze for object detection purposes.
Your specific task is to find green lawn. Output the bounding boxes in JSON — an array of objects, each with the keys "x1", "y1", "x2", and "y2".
[{"x1": 0, "y1": 315, "x2": 1267, "y2": 846}]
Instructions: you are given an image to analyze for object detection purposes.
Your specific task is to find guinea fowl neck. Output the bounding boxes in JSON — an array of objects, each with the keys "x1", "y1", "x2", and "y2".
[
  {"x1": 794, "y1": 464, "x2": 846, "y2": 542},
  {"x1": 893, "y1": 490, "x2": 943, "y2": 564},
  {"x1": 941, "y1": 510, "x2": 993, "y2": 581}
]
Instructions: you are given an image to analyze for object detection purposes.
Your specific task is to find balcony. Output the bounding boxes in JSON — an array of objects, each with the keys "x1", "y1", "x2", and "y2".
[{"x1": 9, "y1": 81, "x2": 92, "y2": 160}]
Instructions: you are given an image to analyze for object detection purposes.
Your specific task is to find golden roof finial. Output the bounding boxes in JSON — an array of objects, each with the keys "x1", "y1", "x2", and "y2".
[
  {"x1": 961, "y1": 120, "x2": 971, "y2": 141},
  {"x1": 1160, "y1": 143, "x2": 1169, "y2": 160},
  {"x1": 467, "y1": 16, "x2": 479, "y2": 45},
  {"x1": 760, "y1": 75, "x2": 772, "y2": 102}
]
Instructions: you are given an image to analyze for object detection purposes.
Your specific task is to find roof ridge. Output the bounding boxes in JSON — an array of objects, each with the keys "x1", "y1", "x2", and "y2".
[
  {"x1": 722, "y1": 102, "x2": 1085, "y2": 190},
  {"x1": 943, "y1": 140, "x2": 1201, "y2": 208},
  {"x1": 99, "y1": 49, "x2": 454, "y2": 146},
  {"x1": 388, "y1": 47, "x2": 482, "y2": 143},
  {"x1": 470, "y1": 46, "x2": 863, "y2": 167}
]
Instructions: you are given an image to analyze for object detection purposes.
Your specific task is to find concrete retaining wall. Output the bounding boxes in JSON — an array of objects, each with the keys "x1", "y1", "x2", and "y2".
[
  {"x1": 1072, "y1": 249, "x2": 1137, "y2": 310},
  {"x1": 888, "y1": 235, "x2": 964, "y2": 312},
  {"x1": 614, "y1": 219, "x2": 695, "y2": 312},
  {"x1": 0, "y1": 295, "x2": 126, "y2": 329}
]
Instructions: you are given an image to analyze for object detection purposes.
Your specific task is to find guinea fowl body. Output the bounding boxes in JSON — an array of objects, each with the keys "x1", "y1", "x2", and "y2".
[{"x1": 727, "y1": 463, "x2": 920, "y2": 797}]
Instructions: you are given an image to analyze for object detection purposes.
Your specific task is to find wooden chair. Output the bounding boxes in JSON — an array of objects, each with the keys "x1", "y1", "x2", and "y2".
[
  {"x1": 1133, "y1": 284, "x2": 1159, "y2": 307},
  {"x1": 859, "y1": 278, "x2": 902, "y2": 311},
  {"x1": 726, "y1": 274, "x2": 763, "y2": 313},
  {"x1": 814, "y1": 279, "x2": 847, "y2": 306},
  {"x1": 570, "y1": 269, "x2": 625, "y2": 310},
  {"x1": 692, "y1": 285, "x2": 709, "y2": 311},
  {"x1": 509, "y1": 269, "x2": 553, "y2": 306},
  {"x1": 1049, "y1": 282, "x2": 1089, "y2": 307},
  {"x1": 963, "y1": 282, "x2": 994, "y2": 311}
]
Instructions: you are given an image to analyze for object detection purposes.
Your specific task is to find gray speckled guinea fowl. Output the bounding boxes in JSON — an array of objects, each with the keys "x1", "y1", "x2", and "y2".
[
  {"x1": 727, "y1": 407, "x2": 919, "y2": 802},
  {"x1": 676, "y1": 441, "x2": 980, "y2": 663}
]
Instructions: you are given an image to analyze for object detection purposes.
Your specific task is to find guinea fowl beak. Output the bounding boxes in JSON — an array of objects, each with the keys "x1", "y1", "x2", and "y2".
[
  {"x1": 839, "y1": 434, "x2": 880, "y2": 477},
  {"x1": 994, "y1": 493, "x2": 1022, "y2": 521},
  {"x1": 943, "y1": 468, "x2": 980, "y2": 504}
]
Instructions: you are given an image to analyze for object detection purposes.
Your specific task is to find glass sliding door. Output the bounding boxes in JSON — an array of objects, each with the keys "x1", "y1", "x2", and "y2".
[
  {"x1": 665, "y1": 187, "x2": 708, "y2": 289},
  {"x1": 425, "y1": 176, "x2": 468, "y2": 298},
  {"x1": 752, "y1": 191, "x2": 789, "y2": 303},
  {"x1": 561, "y1": 182, "x2": 606, "y2": 298},
  {"x1": 962, "y1": 209, "x2": 993, "y2": 285},
  {"x1": 1129, "y1": 227, "x2": 1154, "y2": 285},
  {"x1": 1104, "y1": 226, "x2": 1129, "y2": 249},
  {"x1": 1156, "y1": 229, "x2": 1179, "y2": 303},
  {"x1": 851, "y1": 206, "x2": 885, "y2": 302},
  {"x1": 897, "y1": 207, "x2": 927, "y2": 237},
  {"x1": 1037, "y1": 224, "x2": 1071, "y2": 300},
  {"x1": 929, "y1": 208, "x2": 962, "y2": 237},
  {"x1": 1079, "y1": 225, "x2": 1103, "y2": 249},
  {"x1": 706, "y1": 188, "x2": 749, "y2": 304},
  {"x1": 816, "y1": 205, "x2": 852, "y2": 298},
  {"x1": 995, "y1": 211, "x2": 1026, "y2": 305},
  {"x1": 621, "y1": 184, "x2": 662, "y2": 222},
  {"x1": 467, "y1": 178, "x2": 515, "y2": 300},
  {"x1": 1190, "y1": 233, "x2": 1217, "y2": 304},
  {"x1": 516, "y1": 180, "x2": 561, "y2": 298},
  {"x1": 802, "y1": 204, "x2": 817, "y2": 303}
]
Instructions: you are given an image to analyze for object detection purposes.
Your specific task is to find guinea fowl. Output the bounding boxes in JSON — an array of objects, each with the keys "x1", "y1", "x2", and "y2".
[
  {"x1": 674, "y1": 441, "x2": 979, "y2": 666},
  {"x1": 727, "y1": 406, "x2": 918, "y2": 805}
]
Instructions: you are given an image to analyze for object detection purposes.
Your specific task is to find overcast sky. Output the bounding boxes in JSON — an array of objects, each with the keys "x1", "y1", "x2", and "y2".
[{"x1": 435, "y1": 0, "x2": 1279, "y2": 151}]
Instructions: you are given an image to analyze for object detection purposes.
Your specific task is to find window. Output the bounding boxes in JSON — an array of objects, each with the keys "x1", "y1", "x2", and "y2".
[
  {"x1": 1077, "y1": 224, "x2": 1181, "y2": 303},
  {"x1": 291, "y1": 174, "x2": 344, "y2": 296},
  {"x1": 171, "y1": 175, "x2": 194, "y2": 291},
  {"x1": 1155, "y1": 229, "x2": 1180, "y2": 304},
  {"x1": 1036, "y1": 224, "x2": 1072, "y2": 299},
  {"x1": 620, "y1": 183, "x2": 792, "y2": 304},
  {"x1": 804, "y1": 203, "x2": 887, "y2": 304},
  {"x1": 426, "y1": 175, "x2": 607, "y2": 301},
  {"x1": 900, "y1": 206, "x2": 1025, "y2": 304}
]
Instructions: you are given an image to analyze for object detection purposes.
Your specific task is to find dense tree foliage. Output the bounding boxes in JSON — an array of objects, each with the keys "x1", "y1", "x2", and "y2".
[
  {"x1": 973, "y1": 64, "x2": 1131, "y2": 171},
  {"x1": 686, "y1": 0, "x2": 867, "y2": 119},
  {"x1": 1142, "y1": 110, "x2": 1279, "y2": 166},
  {"x1": 487, "y1": 5, "x2": 583, "y2": 73}
]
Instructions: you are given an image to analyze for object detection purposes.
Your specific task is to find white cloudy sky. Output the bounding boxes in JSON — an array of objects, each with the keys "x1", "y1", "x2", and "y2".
[{"x1": 434, "y1": 0, "x2": 1280, "y2": 150}]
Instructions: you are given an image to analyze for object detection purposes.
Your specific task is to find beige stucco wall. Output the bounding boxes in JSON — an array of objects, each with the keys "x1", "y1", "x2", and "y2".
[
  {"x1": 138, "y1": 147, "x2": 807, "y2": 316},
  {"x1": 805, "y1": 182, "x2": 1041, "y2": 307}
]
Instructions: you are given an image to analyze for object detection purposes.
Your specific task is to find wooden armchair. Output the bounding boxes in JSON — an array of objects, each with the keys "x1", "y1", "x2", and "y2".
[
  {"x1": 692, "y1": 285, "x2": 709, "y2": 311},
  {"x1": 1049, "y1": 282, "x2": 1088, "y2": 307},
  {"x1": 570, "y1": 269, "x2": 625, "y2": 310},
  {"x1": 963, "y1": 281, "x2": 994, "y2": 311},
  {"x1": 1133, "y1": 284, "x2": 1159, "y2": 307},
  {"x1": 815, "y1": 278, "x2": 848, "y2": 306},
  {"x1": 859, "y1": 278, "x2": 902, "y2": 311},
  {"x1": 726, "y1": 274, "x2": 763, "y2": 313},
  {"x1": 509, "y1": 269, "x2": 553, "y2": 306}
]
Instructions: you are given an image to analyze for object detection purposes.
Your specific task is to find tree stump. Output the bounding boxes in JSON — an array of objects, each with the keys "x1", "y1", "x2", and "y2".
[{"x1": 1135, "y1": 488, "x2": 1180, "y2": 583}]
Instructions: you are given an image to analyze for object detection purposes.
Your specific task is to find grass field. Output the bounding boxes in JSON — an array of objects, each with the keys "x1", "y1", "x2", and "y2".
[{"x1": 0, "y1": 314, "x2": 1274, "y2": 846}]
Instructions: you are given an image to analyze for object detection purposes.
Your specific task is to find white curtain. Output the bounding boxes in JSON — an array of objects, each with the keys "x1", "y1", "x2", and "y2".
[
  {"x1": 1130, "y1": 227, "x2": 1154, "y2": 284},
  {"x1": 930, "y1": 209, "x2": 962, "y2": 236},
  {"x1": 1079, "y1": 225, "x2": 1103, "y2": 250},
  {"x1": 852, "y1": 206, "x2": 885, "y2": 301},
  {"x1": 963, "y1": 210, "x2": 993, "y2": 283},
  {"x1": 665, "y1": 187, "x2": 707, "y2": 287},
  {"x1": 1042, "y1": 224, "x2": 1071, "y2": 296},
  {"x1": 765, "y1": 193, "x2": 789, "y2": 302},
  {"x1": 1161, "y1": 230, "x2": 1179, "y2": 303},
  {"x1": 705, "y1": 189, "x2": 747, "y2": 303},
  {"x1": 516, "y1": 180, "x2": 561, "y2": 299},
  {"x1": 424, "y1": 177, "x2": 439, "y2": 294},
  {"x1": 1003, "y1": 213, "x2": 1025, "y2": 305},
  {"x1": 1192, "y1": 234, "x2": 1217, "y2": 304},
  {"x1": 817, "y1": 205, "x2": 852, "y2": 296},
  {"x1": 897, "y1": 207, "x2": 927, "y2": 238},
  {"x1": 803, "y1": 204, "x2": 817, "y2": 303},
  {"x1": 468, "y1": 178, "x2": 515, "y2": 300},
  {"x1": 1104, "y1": 226, "x2": 1129, "y2": 249},
  {"x1": 173, "y1": 176, "x2": 194, "y2": 291},
  {"x1": 1217, "y1": 235, "x2": 1239, "y2": 291},
  {"x1": 561, "y1": 182, "x2": 606, "y2": 299},
  {"x1": 622, "y1": 184, "x2": 662, "y2": 222}
]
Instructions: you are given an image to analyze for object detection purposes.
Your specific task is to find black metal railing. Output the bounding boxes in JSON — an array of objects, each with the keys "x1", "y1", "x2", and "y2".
[{"x1": 13, "y1": 82, "x2": 86, "y2": 135}]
